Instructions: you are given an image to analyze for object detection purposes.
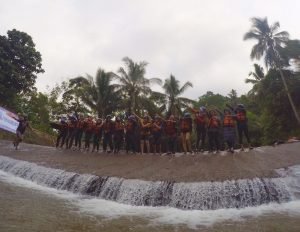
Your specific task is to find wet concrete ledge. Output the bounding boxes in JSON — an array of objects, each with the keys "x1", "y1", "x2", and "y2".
[{"x1": 0, "y1": 140, "x2": 300, "y2": 182}]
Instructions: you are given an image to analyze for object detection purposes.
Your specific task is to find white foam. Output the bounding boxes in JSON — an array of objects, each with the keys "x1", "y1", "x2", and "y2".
[{"x1": 1, "y1": 169, "x2": 300, "y2": 229}]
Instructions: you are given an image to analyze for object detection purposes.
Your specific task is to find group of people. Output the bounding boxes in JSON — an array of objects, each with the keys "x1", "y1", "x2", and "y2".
[{"x1": 54, "y1": 103, "x2": 252, "y2": 155}]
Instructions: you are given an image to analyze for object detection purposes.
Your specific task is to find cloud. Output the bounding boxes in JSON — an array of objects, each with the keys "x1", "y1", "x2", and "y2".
[{"x1": 1, "y1": 0, "x2": 299, "y2": 99}]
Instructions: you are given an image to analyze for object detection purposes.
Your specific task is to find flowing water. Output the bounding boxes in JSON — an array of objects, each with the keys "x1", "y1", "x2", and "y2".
[{"x1": 1, "y1": 155, "x2": 300, "y2": 231}]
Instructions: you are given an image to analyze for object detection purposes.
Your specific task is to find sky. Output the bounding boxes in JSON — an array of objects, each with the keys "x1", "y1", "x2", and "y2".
[{"x1": 1, "y1": 0, "x2": 300, "y2": 100}]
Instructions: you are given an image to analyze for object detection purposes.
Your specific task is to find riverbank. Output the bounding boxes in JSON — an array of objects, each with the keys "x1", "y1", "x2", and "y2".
[{"x1": 0, "y1": 139, "x2": 299, "y2": 182}]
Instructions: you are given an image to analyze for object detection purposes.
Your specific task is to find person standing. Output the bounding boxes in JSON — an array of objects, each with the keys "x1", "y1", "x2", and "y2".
[
  {"x1": 180, "y1": 112, "x2": 193, "y2": 154},
  {"x1": 92, "y1": 118, "x2": 103, "y2": 152},
  {"x1": 151, "y1": 116, "x2": 163, "y2": 155},
  {"x1": 207, "y1": 110, "x2": 221, "y2": 153},
  {"x1": 55, "y1": 116, "x2": 68, "y2": 148},
  {"x1": 164, "y1": 115, "x2": 177, "y2": 155},
  {"x1": 222, "y1": 109, "x2": 236, "y2": 153},
  {"x1": 75, "y1": 114, "x2": 86, "y2": 151},
  {"x1": 67, "y1": 114, "x2": 78, "y2": 149},
  {"x1": 102, "y1": 115, "x2": 114, "y2": 153},
  {"x1": 190, "y1": 106, "x2": 208, "y2": 152},
  {"x1": 84, "y1": 116, "x2": 94, "y2": 151},
  {"x1": 113, "y1": 116, "x2": 124, "y2": 154},
  {"x1": 125, "y1": 115, "x2": 137, "y2": 154},
  {"x1": 227, "y1": 104, "x2": 252, "y2": 151},
  {"x1": 137, "y1": 115, "x2": 152, "y2": 155},
  {"x1": 13, "y1": 115, "x2": 32, "y2": 150}
]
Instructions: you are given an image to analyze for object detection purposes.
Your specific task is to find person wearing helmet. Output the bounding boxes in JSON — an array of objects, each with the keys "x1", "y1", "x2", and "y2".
[
  {"x1": 66, "y1": 114, "x2": 78, "y2": 149},
  {"x1": 92, "y1": 118, "x2": 103, "y2": 152},
  {"x1": 207, "y1": 109, "x2": 221, "y2": 153},
  {"x1": 84, "y1": 116, "x2": 94, "y2": 151},
  {"x1": 102, "y1": 115, "x2": 114, "y2": 153},
  {"x1": 190, "y1": 106, "x2": 208, "y2": 152},
  {"x1": 136, "y1": 114, "x2": 152, "y2": 155},
  {"x1": 222, "y1": 108, "x2": 237, "y2": 153},
  {"x1": 179, "y1": 112, "x2": 193, "y2": 154},
  {"x1": 125, "y1": 115, "x2": 137, "y2": 154},
  {"x1": 113, "y1": 116, "x2": 124, "y2": 154},
  {"x1": 13, "y1": 114, "x2": 32, "y2": 150},
  {"x1": 151, "y1": 115, "x2": 163, "y2": 155},
  {"x1": 226, "y1": 104, "x2": 252, "y2": 151},
  {"x1": 55, "y1": 116, "x2": 68, "y2": 148},
  {"x1": 75, "y1": 114, "x2": 86, "y2": 150},
  {"x1": 164, "y1": 114, "x2": 177, "y2": 155}
]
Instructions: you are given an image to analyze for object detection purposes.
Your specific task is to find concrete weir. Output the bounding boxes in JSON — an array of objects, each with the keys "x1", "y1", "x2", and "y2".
[{"x1": 0, "y1": 155, "x2": 299, "y2": 210}]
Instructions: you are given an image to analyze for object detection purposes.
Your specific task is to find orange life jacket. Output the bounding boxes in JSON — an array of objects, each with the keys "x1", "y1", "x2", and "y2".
[
  {"x1": 208, "y1": 116, "x2": 219, "y2": 128},
  {"x1": 85, "y1": 120, "x2": 94, "y2": 132},
  {"x1": 141, "y1": 120, "x2": 151, "y2": 135},
  {"x1": 223, "y1": 115, "x2": 235, "y2": 127},
  {"x1": 93, "y1": 123, "x2": 102, "y2": 135},
  {"x1": 165, "y1": 121, "x2": 177, "y2": 135},
  {"x1": 236, "y1": 111, "x2": 247, "y2": 122},
  {"x1": 194, "y1": 114, "x2": 206, "y2": 126},
  {"x1": 102, "y1": 121, "x2": 113, "y2": 133},
  {"x1": 114, "y1": 121, "x2": 124, "y2": 132}
]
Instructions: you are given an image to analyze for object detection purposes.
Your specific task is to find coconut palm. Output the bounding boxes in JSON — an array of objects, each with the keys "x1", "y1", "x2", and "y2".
[
  {"x1": 66, "y1": 68, "x2": 120, "y2": 117},
  {"x1": 162, "y1": 74, "x2": 194, "y2": 116},
  {"x1": 244, "y1": 17, "x2": 300, "y2": 124},
  {"x1": 245, "y1": 63, "x2": 265, "y2": 96},
  {"x1": 112, "y1": 57, "x2": 162, "y2": 114}
]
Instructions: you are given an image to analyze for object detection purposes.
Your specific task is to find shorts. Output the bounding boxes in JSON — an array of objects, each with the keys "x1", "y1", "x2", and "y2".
[{"x1": 140, "y1": 134, "x2": 150, "y2": 141}]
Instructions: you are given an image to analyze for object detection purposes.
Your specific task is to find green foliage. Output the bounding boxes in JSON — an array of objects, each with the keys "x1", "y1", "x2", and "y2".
[
  {"x1": 112, "y1": 57, "x2": 162, "y2": 114},
  {"x1": 0, "y1": 29, "x2": 44, "y2": 107},
  {"x1": 196, "y1": 91, "x2": 229, "y2": 110},
  {"x1": 161, "y1": 74, "x2": 194, "y2": 116}
]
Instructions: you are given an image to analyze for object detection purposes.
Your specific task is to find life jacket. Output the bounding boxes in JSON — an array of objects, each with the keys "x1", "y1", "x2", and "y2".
[
  {"x1": 180, "y1": 118, "x2": 192, "y2": 132},
  {"x1": 236, "y1": 110, "x2": 247, "y2": 122},
  {"x1": 77, "y1": 120, "x2": 86, "y2": 129},
  {"x1": 93, "y1": 123, "x2": 102, "y2": 135},
  {"x1": 68, "y1": 119, "x2": 77, "y2": 129},
  {"x1": 223, "y1": 115, "x2": 235, "y2": 127},
  {"x1": 85, "y1": 120, "x2": 94, "y2": 132},
  {"x1": 141, "y1": 120, "x2": 151, "y2": 135},
  {"x1": 125, "y1": 120, "x2": 135, "y2": 133},
  {"x1": 208, "y1": 116, "x2": 219, "y2": 128},
  {"x1": 165, "y1": 121, "x2": 177, "y2": 135},
  {"x1": 102, "y1": 121, "x2": 113, "y2": 133},
  {"x1": 114, "y1": 121, "x2": 124, "y2": 132},
  {"x1": 194, "y1": 114, "x2": 206, "y2": 126},
  {"x1": 152, "y1": 121, "x2": 162, "y2": 133}
]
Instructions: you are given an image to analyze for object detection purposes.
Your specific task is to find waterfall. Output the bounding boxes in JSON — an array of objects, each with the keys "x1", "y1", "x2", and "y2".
[{"x1": 0, "y1": 155, "x2": 294, "y2": 210}]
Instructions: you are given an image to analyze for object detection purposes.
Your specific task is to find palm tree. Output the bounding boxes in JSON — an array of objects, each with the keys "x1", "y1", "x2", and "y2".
[
  {"x1": 245, "y1": 63, "x2": 265, "y2": 96},
  {"x1": 66, "y1": 68, "x2": 120, "y2": 117},
  {"x1": 244, "y1": 17, "x2": 300, "y2": 124},
  {"x1": 113, "y1": 57, "x2": 162, "y2": 114},
  {"x1": 162, "y1": 74, "x2": 194, "y2": 116}
]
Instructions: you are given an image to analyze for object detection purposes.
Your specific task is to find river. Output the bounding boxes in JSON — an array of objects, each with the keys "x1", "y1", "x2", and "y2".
[{"x1": 1, "y1": 170, "x2": 300, "y2": 232}]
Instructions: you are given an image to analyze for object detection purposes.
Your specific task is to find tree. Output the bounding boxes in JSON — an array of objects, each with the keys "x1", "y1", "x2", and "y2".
[
  {"x1": 246, "y1": 63, "x2": 265, "y2": 97},
  {"x1": 65, "y1": 68, "x2": 120, "y2": 117},
  {"x1": 113, "y1": 57, "x2": 162, "y2": 114},
  {"x1": 196, "y1": 91, "x2": 228, "y2": 110},
  {"x1": 161, "y1": 74, "x2": 194, "y2": 116},
  {"x1": 227, "y1": 89, "x2": 238, "y2": 106},
  {"x1": 244, "y1": 17, "x2": 300, "y2": 124},
  {"x1": 0, "y1": 29, "x2": 44, "y2": 107}
]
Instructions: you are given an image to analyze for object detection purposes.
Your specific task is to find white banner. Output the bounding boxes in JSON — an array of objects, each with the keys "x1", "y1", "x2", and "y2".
[{"x1": 0, "y1": 107, "x2": 19, "y2": 134}]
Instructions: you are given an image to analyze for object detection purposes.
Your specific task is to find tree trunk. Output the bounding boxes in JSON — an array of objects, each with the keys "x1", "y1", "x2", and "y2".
[
  {"x1": 278, "y1": 68, "x2": 300, "y2": 125},
  {"x1": 272, "y1": 47, "x2": 300, "y2": 125}
]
